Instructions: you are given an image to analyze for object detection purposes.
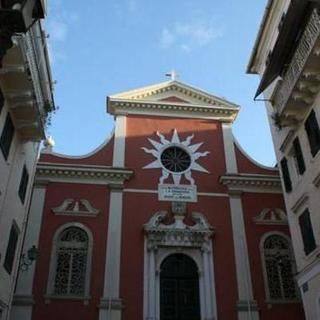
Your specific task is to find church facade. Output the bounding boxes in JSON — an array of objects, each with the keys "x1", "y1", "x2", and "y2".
[{"x1": 11, "y1": 80, "x2": 304, "y2": 320}]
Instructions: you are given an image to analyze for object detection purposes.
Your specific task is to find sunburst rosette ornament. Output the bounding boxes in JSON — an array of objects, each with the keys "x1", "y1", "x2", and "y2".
[{"x1": 141, "y1": 129, "x2": 210, "y2": 185}]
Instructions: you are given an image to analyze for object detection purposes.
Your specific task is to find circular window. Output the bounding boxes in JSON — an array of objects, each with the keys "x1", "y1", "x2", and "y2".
[{"x1": 160, "y1": 146, "x2": 191, "y2": 173}]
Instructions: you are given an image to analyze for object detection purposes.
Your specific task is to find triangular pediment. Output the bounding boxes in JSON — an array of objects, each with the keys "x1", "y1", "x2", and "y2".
[
  {"x1": 108, "y1": 80, "x2": 240, "y2": 122},
  {"x1": 110, "y1": 80, "x2": 238, "y2": 108}
]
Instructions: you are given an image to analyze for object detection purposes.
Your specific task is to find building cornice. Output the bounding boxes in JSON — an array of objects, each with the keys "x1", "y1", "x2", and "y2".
[
  {"x1": 36, "y1": 163, "x2": 133, "y2": 185},
  {"x1": 107, "y1": 98, "x2": 239, "y2": 122},
  {"x1": 220, "y1": 173, "x2": 282, "y2": 193}
]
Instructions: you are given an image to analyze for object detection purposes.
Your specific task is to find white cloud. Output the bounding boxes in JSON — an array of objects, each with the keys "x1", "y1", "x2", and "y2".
[
  {"x1": 160, "y1": 28, "x2": 175, "y2": 48},
  {"x1": 160, "y1": 19, "x2": 223, "y2": 52}
]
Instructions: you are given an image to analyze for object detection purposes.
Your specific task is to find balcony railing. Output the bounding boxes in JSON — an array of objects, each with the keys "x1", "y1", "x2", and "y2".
[{"x1": 273, "y1": 8, "x2": 320, "y2": 115}]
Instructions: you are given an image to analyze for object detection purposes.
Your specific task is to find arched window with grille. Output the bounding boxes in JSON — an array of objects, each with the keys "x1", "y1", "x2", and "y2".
[
  {"x1": 261, "y1": 233, "x2": 297, "y2": 301},
  {"x1": 47, "y1": 223, "x2": 93, "y2": 298}
]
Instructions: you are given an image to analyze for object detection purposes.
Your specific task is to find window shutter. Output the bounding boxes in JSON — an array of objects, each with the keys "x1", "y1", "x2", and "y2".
[
  {"x1": 280, "y1": 157, "x2": 292, "y2": 192},
  {"x1": 305, "y1": 110, "x2": 320, "y2": 157},
  {"x1": 18, "y1": 166, "x2": 29, "y2": 204},
  {"x1": 0, "y1": 87, "x2": 4, "y2": 114},
  {"x1": 293, "y1": 137, "x2": 305, "y2": 174},
  {"x1": 0, "y1": 113, "x2": 15, "y2": 160},
  {"x1": 299, "y1": 209, "x2": 316, "y2": 255},
  {"x1": 4, "y1": 223, "x2": 19, "y2": 274}
]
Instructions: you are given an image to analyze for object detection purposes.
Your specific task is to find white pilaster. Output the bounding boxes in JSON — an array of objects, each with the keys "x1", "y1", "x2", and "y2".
[
  {"x1": 202, "y1": 250, "x2": 212, "y2": 319},
  {"x1": 148, "y1": 249, "x2": 156, "y2": 320},
  {"x1": 229, "y1": 193, "x2": 259, "y2": 320},
  {"x1": 223, "y1": 122, "x2": 259, "y2": 319},
  {"x1": 222, "y1": 123, "x2": 238, "y2": 173},
  {"x1": 112, "y1": 116, "x2": 126, "y2": 167},
  {"x1": 99, "y1": 114, "x2": 127, "y2": 320},
  {"x1": 10, "y1": 184, "x2": 47, "y2": 320},
  {"x1": 99, "y1": 187, "x2": 124, "y2": 320}
]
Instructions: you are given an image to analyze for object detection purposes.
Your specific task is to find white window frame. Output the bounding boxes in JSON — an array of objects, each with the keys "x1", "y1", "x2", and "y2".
[{"x1": 46, "y1": 222, "x2": 93, "y2": 301}]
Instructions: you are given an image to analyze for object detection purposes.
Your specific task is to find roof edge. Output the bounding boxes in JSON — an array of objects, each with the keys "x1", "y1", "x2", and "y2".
[{"x1": 247, "y1": 0, "x2": 274, "y2": 74}]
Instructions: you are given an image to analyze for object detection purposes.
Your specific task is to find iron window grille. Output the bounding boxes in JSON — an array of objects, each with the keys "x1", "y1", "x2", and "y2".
[{"x1": 263, "y1": 235, "x2": 297, "y2": 300}]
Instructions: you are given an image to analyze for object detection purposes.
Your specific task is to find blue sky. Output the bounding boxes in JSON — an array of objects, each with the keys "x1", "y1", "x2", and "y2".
[{"x1": 45, "y1": 0, "x2": 275, "y2": 166}]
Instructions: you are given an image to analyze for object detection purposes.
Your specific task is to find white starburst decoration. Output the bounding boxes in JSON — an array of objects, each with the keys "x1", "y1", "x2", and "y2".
[{"x1": 142, "y1": 129, "x2": 210, "y2": 185}]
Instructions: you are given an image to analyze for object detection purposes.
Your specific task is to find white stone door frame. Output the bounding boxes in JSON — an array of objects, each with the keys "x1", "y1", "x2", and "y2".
[{"x1": 143, "y1": 211, "x2": 217, "y2": 320}]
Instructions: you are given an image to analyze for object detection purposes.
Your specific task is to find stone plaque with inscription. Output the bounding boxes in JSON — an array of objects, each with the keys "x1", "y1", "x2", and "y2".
[{"x1": 158, "y1": 184, "x2": 197, "y2": 203}]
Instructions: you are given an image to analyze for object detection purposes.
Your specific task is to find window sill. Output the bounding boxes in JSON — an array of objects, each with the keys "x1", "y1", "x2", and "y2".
[
  {"x1": 311, "y1": 148, "x2": 320, "y2": 163},
  {"x1": 303, "y1": 245, "x2": 320, "y2": 263},
  {"x1": 44, "y1": 294, "x2": 91, "y2": 305},
  {"x1": 265, "y1": 299, "x2": 300, "y2": 304}
]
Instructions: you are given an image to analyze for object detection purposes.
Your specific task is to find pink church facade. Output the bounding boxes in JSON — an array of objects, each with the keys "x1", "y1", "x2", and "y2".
[{"x1": 11, "y1": 80, "x2": 304, "y2": 320}]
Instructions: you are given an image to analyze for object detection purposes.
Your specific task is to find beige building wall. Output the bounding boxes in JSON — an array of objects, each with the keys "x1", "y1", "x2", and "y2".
[
  {"x1": 0, "y1": 19, "x2": 54, "y2": 319},
  {"x1": 247, "y1": 1, "x2": 320, "y2": 319}
]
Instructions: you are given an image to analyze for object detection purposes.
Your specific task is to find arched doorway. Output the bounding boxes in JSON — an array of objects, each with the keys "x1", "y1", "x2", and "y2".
[{"x1": 160, "y1": 254, "x2": 200, "y2": 320}]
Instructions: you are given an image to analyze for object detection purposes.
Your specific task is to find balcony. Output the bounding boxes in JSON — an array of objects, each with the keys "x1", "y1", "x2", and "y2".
[
  {"x1": 0, "y1": 21, "x2": 54, "y2": 141},
  {"x1": 273, "y1": 8, "x2": 320, "y2": 119}
]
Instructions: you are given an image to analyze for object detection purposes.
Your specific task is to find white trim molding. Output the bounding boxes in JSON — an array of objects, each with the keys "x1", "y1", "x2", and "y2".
[
  {"x1": 143, "y1": 210, "x2": 217, "y2": 320},
  {"x1": 220, "y1": 173, "x2": 282, "y2": 193}
]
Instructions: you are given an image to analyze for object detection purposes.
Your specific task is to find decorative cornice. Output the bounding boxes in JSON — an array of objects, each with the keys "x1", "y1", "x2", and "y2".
[
  {"x1": 108, "y1": 98, "x2": 239, "y2": 122},
  {"x1": 220, "y1": 174, "x2": 282, "y2": 193},
  {"x1": 36, "y1": 163, "x2": 133, "y2": 185}
]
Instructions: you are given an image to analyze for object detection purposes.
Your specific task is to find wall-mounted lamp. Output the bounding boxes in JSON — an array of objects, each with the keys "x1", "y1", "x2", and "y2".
[{"x1": 20, "y1": 245, "x2": 39, "y2": 271}]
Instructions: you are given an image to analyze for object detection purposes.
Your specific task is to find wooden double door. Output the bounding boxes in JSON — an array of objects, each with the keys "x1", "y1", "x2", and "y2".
[{"x1": 160, "y1": 254, "x2": 200, "y2": 320}]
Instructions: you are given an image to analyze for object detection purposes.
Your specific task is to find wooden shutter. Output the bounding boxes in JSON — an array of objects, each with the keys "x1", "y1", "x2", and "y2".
[
  {"x1": 305, "y1": 110, "x2": 320, "y2": 157},
  {"x1": 18, "y1": 166, "x2": 29, "y2": 203},
  {"x1": 4, "y1": 223, "x2": 19, "y2": 274},
  {"x1": 293, "y1": 137, "x2": 306, "y2": 174},
  {"x1": 299, "y1": 209, "x2": 316, "y2": 255},
  {"x1": 280, "y1": 157, "x2": 292, "y2": 192},
  {"x1": 0, "y1": 113, "x2": 15, "y2": 160},
  {"x1": 0, "y1": 87, "x2": 4, "y2": 114}
]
